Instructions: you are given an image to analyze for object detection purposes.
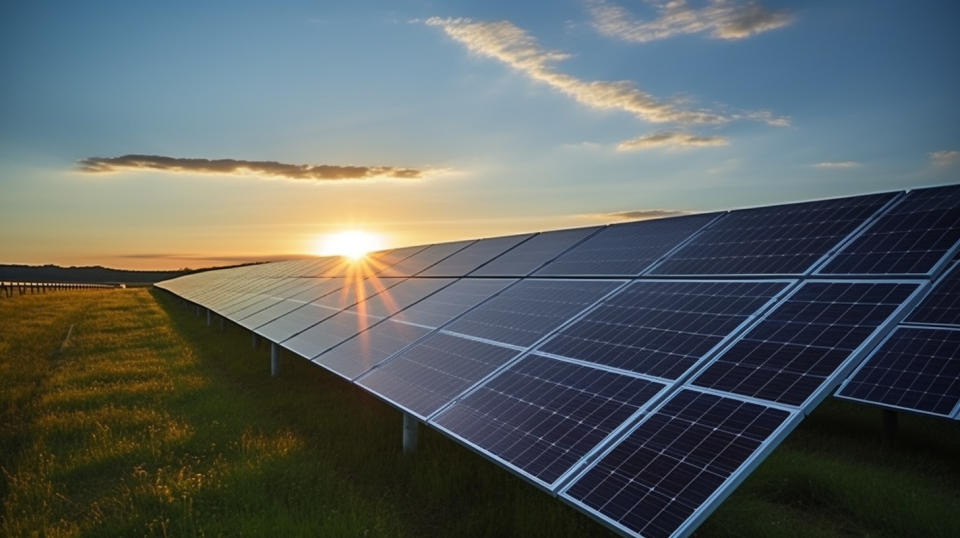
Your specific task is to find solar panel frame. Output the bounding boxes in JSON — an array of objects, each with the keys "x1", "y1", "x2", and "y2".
[
  {"x1": 311, "y1": 319, "x2": 434, "y2": 381},
  {"x1": 648, "y1": 192, "x2": 900, "y2": 277},
  {"x1": 558, "y1": 387, "x2": 802, "y2": 538},
  {"x1": 468, "y1": 226, "x2": 602, "y2": 277},
  {"x1": 440, "y1": 278, "x2": 628, "y2": 349},
  {"x1": 429, "y1": 353, "x2": 672, "y2": 490},
  {"x1": 903, "y1": 261, "x2": 960, "y2": 327},
  {"x1": 687, "y1": 279, "x2": 927, "y2": 410},
  {"x1": 235, "y1": 278, "x2": 347, "y2": 330},
  {"x1": 377, "y1": 240, "x2": 477, "y2": 277},
  {"x1": 532, "y1": 279, "x2": 797, "y2": 382},
  {"x1": 533, "y1": 213, "x2": 721, "y2": 277},
  {"x1": 836, "y1": 325, "x2": 960, "y2": 419},
  {"x1": 356, "y1": 332, "x2": 524, "y2": 420},
  {"x1": 418, "y1": 233, "x2": 536, "y2": 277},
  {"x1": 815, "y1": 185, "x2": 960, "y2": 277},
  {"x1": 390, "y1": 278, "x2": 519, "y2": 329}
]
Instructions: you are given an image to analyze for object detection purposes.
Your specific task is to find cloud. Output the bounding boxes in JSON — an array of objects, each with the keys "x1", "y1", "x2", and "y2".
[
  {"x1": 425, "y1": 16, "x2": 787, "y2": 150},
  {"x1": 930, "y1": 150, "x2": 960, "y2": 168},
  {"x1": 813, "y1": 161, "x2": 861, "y2": 169},
  {"x1": 616, "y1": 131, "x2": 729, "y2": 150},
  {"x1": 77, "y1": 154, "x2": 427, "y2": 181},
  {"x1": 605, "y1": 209, "x2": 691, "y2": 220},
  {"x1": 427, "y1": 17, "x2": 735, "y2": 125},
  {"x1": 587, "y1": 0, "x2": 793, "y2": 44}
]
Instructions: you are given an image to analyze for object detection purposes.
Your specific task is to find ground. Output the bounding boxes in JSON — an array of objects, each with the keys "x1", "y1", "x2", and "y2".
[{"x1": 1, "y1": 288, "x2": 958, "y2": 537}]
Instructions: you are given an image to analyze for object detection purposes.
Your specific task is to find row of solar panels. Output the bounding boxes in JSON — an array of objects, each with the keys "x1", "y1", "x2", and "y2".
[{"x1": 156, "y1": 183, "x2": 960, "y2": 538}]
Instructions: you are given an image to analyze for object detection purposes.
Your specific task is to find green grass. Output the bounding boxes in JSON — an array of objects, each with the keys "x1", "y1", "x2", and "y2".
[{"x1": 1, "y1": 288, "x2": 958, "y2": 537}]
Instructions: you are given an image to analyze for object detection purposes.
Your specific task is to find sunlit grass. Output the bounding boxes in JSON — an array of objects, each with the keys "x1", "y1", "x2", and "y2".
[{"x1": 0, "y1": 288, "x2": 957, "y2": 537}]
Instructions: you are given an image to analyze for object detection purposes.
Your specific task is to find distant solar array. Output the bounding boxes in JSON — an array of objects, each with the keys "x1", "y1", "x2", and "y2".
[{"x1": 157, "y1": 183, "x2": 960, "y2": 538}]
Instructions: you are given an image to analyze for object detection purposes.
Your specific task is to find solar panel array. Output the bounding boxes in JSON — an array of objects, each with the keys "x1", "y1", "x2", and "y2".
[{"x1": 157, "y1": 182, "x2": 960, "y2": 538}]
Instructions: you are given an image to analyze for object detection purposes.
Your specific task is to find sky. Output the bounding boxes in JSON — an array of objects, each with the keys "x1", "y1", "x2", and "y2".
[{"x1": 1, "y1": 0, "x2": 958, "y2": 270}]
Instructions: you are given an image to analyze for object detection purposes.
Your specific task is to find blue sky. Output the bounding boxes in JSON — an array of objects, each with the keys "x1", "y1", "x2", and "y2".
[{"x1": 1, "y1": 1, "x2": 958, "y2": 269}]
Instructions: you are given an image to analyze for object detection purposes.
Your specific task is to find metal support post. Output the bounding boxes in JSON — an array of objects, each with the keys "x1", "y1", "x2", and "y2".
[
  {"x1": 270, "y1": 343, "x2": 280, "y2": 377},
  {"x1": 252, "y1": 332, "x2": 260, "y2": 349},
  {"x1": 402, "y1": 412, "x2": 419, "y2": 454},
  {"x1": 206, "y1": 309, "x2": 212, "y2": 326}
]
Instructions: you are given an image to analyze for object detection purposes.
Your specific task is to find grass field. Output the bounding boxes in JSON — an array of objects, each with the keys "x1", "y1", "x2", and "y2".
[{"x1": 1, "y1": 288, "x2": 958, "y2": 537}]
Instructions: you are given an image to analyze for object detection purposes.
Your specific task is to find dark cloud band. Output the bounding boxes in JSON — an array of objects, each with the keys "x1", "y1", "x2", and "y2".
[{"x1": 77, "y1": 154, "x2": 425, "y2": 180}]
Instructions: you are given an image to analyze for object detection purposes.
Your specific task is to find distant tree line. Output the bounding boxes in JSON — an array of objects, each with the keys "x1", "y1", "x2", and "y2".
[{"x1": 0, "y1": 263, "x2": 260, "y2": 284}]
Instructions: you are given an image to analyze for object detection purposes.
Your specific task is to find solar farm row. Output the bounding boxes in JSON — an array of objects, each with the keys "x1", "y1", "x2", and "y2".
[{"x1": 156, "y1": 183, "x2": 960, "y2": 538}]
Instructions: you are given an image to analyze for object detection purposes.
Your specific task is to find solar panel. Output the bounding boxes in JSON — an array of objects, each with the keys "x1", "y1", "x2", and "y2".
[
  {"x1": 650, "y1": 193, "x2": 896, "y2": 275},
  {"x1": 235, "y1": 278, "x2": 345, "y2": 330},
  {"x1": 419, "y1": 233, "x2": 534, "y2": 277},
  {"x1": 346, "y1": 278, "x2": 454, "y2": 318},
  {"x1": 444, "y1": 279, "x2": 622, "y2": 348},
  {"x1": 357, "y1": 332, "x2": 520, "y2": 418},
  {"x1": 837, "y1": 326, "x2": 960, "y2": 418},
  {"x1": 819, "y1": 184, "x2": 960, "y2": 275},
  {"x1": 432, "y1": 354, "x2": 667, "y2": 486},
  {"x1": 314, "y1": 319, "x2": 432, "y2": 380},
  {"x1": 469, "y1": 227, "x2": 600, "y2": 277},
  {"x1": 392, "y1": 278, "x2": 516, "y2": 328},
  {"x1": 378, "y1": 240, "x2": 475, "y2": 277},
  {"x1": 905, "y1": 262, "x2": 960, "y2": 326},
  {"x1": 562, "y1": 388, "x2": 795, "y2": 538},
  {"x1": 534, "y1": 213, "x2": 717, "y2": 276},
  {"x1": 256, "y1": 278, "x2": 402, "y2": 342},
  {"x1": 282, "y1": 310, "x2": 378, "y2": 359},
  {"x1": 223, "y1": 277, "x2": 320, "y2": 318},
  {"x1": 691, "y1": 281, "x2": 921, "y2": 407},
  {"x1": 537, "y1": 280, "x2": 790, "y2": 379}
]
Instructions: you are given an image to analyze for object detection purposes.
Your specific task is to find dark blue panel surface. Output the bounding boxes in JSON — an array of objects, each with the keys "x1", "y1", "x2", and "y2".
[
  {"x1": 539, "y1": 280, "x2": 789, "y2": 379},
  {"x1": 470, "y1": 227, "x2": 600, "y2": 277},
  {"x1": 314, "y1": 319, "x2": 432, "y2": 380},
  {"x1": 906, "y1": 263, "x2": 960, "y2": 326},
  {"x1": 692, "y1": 282, "x2": 919, "y2": 406},
  {"x1": 651, "y1": 193, "x2": 895, "y2": 275},
  {"x1": 378, "y1": 240, "x2": 475, "y2": 277},
  {"x1": 444, "y1": 279, "x2": 621, "y2": 347},
  {"x1": 392, "y1": 278, "x2": 515, "y2": 328},
  {"x1": 820, "y1": 184, "x2": 960, "y2": 275},
  {"x1": 564, "y1": 389, "x2": 791, "y2": 538},
  {"x1": 433, "y1": 354, "x2": 666, "y2": 485},
  {"x1": 534, "y1": 213, "x2": 717, "y2": 276},
  {"x1": 420, "y1": 234, "x2": 534, "y2": 277},
  {"x1": 839, "y1": 326, "x2": 960, "y2": 417},
  {"x1": 357, "y1": 332, "x2": 519, "y2": 418}
]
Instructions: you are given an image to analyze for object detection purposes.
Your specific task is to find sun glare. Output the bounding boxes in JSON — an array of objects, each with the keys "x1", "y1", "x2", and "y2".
[{"x1": 315, "y1": 230, "x2": 384, "y2": 260}]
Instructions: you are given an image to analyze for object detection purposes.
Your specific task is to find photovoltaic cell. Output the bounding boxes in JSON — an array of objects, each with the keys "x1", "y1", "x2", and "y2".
[
  {"x1": 433, "y1": 354, "x2": 666, "y2": 486},
  {"x1": 419, "y1": 234, "x2": 534, "y2": 277},
  {"x1": 838, "y1": 326, "x2": 960, "y2": 417},
  {"x1": 691, "y1": 281, "x2": 920, "y2": 406},
  {"x1": 282, "y1": 310, "x2": 378, "y2": 359},
  {"x1": 378, "y1": 240, "x2": 475, "y2": 277},
  {"x1": 224, "y1": 277, "x2": 320, "y2": 318},
  {"x1": 256, "y1": 278, "x2": 400, "y2": 342},
  {"x1": 905, "y1": 263, "x2": 960, "y2": 326},
  {"x1": 444, "y1": 279, "x2": 622, "y2": 348},
  {"x1": 236, "y1": 278, "x2": 345, "y2": 330},
  {"x1": 357, "y1": 332, "x2": 519, "y2": 418},
  {"x1": 534, "y1": 213, "x2": 716, "y2": 276},
  {"x1": 820, "y1": 184, "x2": 960, "y2": 275},
  {"x1": 469, "y1": 227, "x2": 600, "y2": 277},
  {"x1": 346, "y1": 278, "x2": 453, "y2": 318},
  {"x1": 392, "y1": 278, "x2": 516, "y2": 328},
  {"x1": 314, "y1": 320, "x2": 432, "y2": 379},
  {"x1": 651, "y1": 193, "x2": 896, "y2": 275},
  {"x1": 564, "y1": 389, "x2": 793, "y2": 538},
  {"x1": 538, "y1": 280, "x2": 790, "y2": 379}
]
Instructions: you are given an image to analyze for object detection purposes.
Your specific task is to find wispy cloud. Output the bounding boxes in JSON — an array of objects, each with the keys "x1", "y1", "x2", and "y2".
[
  {"x1": 604, "y1": 208, "x2": 691, "y2": 220},
  {"x1": 930, "y1": 150, "x2": 960, "y2": 168},
  {"x1": 426, "y1": 17, "x2": 786, "y2": 127},
  {"x1": 813, "y1": 160, "x2": 861, "y2": 169},
  {"x1": 617, "y1": 131, "x2": 729, "y2": 150},
  {"x1": 425, "y1": 17, "x2": 786, "y2": 150},
  {"x1": 587, "y1": 0, "x2": 793, "y2": 44},
  {"x1": 77, "y1": 154, "x2": 428, "y2": 181}
]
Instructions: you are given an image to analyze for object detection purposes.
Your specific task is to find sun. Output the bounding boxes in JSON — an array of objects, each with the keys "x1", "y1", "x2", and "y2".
[{"x1": 314, "y1": 230, "x2": 384, "y2": 260}]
